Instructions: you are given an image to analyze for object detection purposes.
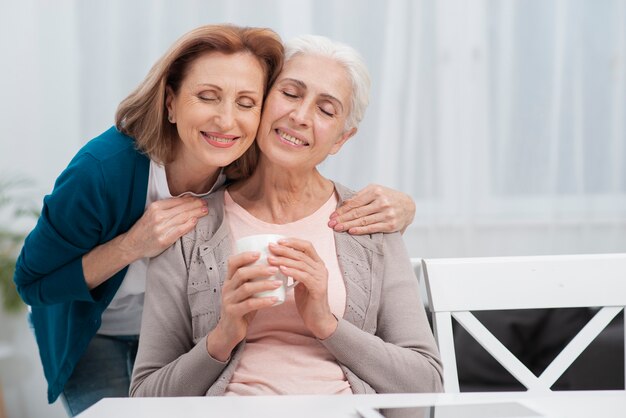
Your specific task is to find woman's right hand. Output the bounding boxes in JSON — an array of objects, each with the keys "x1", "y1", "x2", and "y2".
[
  {"x1": 205, "y1": 252, "x2": 280, "y2": 362},
  {"x1": 122, "y1": 196, "x2": 209, "y2": 260},
  {"x1": 82, "y1": 196, "x2": 209, "y2": 289}
]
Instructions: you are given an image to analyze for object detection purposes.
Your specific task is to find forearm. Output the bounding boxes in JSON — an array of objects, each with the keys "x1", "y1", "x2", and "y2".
[
  {"x1": 320, "y1": 232, "x2": 443, "y2": 393},
  {"x1": 321, "y1": 319, "x2": 442, "y2": 393},
  {"x1": 131, "y1": 336, "x2": 227, "y2": 397},
  {"x1": 82, "y1": 232, "x2": 141, "y2": 289},
  {"x1": 14, "y1": 254, "x2": 95, "y2": 305}
]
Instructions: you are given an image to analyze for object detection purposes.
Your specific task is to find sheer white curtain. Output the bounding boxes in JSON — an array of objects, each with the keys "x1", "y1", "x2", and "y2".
[
  {"x1": 364, "y1": 0, "x2": 626, "y2": 257},
  {"x1": 1, "y1": 0, "x2": 625, "y2": 258}
]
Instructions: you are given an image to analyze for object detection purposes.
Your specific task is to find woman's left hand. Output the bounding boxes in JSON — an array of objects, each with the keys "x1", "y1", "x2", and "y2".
[
  {"x1": 267, "y1": 238, "x2": 338, "y2": 340},
  {"x1": 328, "y1": 184, "x2": 416, "y2": 235}
]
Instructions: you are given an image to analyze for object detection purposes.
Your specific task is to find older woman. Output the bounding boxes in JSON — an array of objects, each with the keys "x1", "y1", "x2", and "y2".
[
  {"x1": 131, "y1": 35, "x2": 442, "y2": 397},
  {"x1": 14, "y1": 24, "x2": 418, "y2": 415}
]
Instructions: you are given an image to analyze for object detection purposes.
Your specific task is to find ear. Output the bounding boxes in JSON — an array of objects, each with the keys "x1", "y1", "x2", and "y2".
[
  {"x1": 329, "y1": 127, "x2": 357, "y2": 155},
  {"x1": 165, "y1": 86, "x2": 176, "y2": 123}
]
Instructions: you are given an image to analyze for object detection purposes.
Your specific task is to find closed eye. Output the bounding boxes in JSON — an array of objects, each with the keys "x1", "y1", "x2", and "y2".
[
  {"x1": 319, "y1": 107, "x2": 335, "y2": 117},
  {"x1": 198, "y1": 95, "x2": 218, "y2": 102},
  {"x1": 282, "y1": 90, "x2": 298, "y2": 99}
]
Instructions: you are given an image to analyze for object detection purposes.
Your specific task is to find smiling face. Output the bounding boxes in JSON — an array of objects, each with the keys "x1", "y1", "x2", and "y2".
[
  {"x1": 255, "y1": 54, "x2": 357, "y2": 171},
  {"x1": 166, "y1": 51, "x2": 265, "y2": 174}
]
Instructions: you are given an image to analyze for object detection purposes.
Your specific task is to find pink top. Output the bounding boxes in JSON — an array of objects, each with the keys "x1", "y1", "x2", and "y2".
[{"x1": 223, "y1": 190, "x2": 351, "y2": 395}]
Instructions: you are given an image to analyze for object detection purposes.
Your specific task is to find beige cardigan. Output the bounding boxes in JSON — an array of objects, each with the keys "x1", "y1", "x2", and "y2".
[{"x1": 130, "y1": 183, "x2": 443, "y2": 397}]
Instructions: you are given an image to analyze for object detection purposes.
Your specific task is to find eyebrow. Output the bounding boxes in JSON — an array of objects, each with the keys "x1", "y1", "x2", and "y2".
[
  {"x1": 280, "y1": 78, "x2": 345, "y2": 112},
  {"x1": 195, "y1": 83, "x2": 261, "y2": 96}
]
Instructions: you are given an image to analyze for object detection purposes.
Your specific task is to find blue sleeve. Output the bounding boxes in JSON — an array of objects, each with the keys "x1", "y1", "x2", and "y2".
[{"x1": 14, "y1": 153, "x2": 110, "y2": 305}]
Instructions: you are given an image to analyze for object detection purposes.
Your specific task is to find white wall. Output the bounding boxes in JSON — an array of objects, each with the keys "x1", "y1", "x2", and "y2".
[{"x1": 0, "y1": 310, "x2": 66, "y2": 418}]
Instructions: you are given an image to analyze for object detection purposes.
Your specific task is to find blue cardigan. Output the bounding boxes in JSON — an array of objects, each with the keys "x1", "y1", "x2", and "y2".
[{"x1": 14, "y1": 127, "x2": 150, "y2": 403}]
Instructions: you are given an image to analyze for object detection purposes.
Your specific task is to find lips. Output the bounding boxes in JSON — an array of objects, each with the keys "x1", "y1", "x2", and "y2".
[
  {"x1": 202, "y1": 131, "x2": 239, "y2": 148},
  {"x1": 276, "y1": 129, "x2": 309, "y2": 147}
]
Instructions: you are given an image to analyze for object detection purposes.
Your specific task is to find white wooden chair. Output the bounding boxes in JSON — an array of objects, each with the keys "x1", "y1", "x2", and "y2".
[
  {"x1": 410, "y1": 258, "x2": 429, "y2": 310},
  {"x1": 421, "y1": 253, "x2": 626, "y2": 393}
]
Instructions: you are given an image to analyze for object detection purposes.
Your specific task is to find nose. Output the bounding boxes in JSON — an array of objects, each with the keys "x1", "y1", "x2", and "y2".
[
  {"x1": 289, "y1": 101, "x2": 313, "y2": 127},
  {"x1": 214, "y1": 101, "x2": 236, "y2": 131}
]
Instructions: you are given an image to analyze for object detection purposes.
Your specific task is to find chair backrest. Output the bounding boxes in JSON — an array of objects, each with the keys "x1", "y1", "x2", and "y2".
[
  {"x1": 410, "y1": 257, "x2": 429, "y2": 310},
  {"x1": 421, "y1": 253, "x2": 626, "y2": 392}
]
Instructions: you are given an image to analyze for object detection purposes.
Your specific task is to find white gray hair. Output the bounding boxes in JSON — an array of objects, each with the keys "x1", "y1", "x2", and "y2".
[{"x1": 284, "y1": 35, "x2": 371, "y2": 131}]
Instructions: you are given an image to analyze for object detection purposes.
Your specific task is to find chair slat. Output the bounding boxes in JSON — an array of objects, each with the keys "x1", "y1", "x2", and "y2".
[
  {"x1": 539, "y1": 306, "x2": 623, "y2": 387},
  {"x1": 433, "y1": 312, "x2": 460, "y2": 393},
  {"x1": 453, "y1": 311, "x2": 548, "y2": 391}
]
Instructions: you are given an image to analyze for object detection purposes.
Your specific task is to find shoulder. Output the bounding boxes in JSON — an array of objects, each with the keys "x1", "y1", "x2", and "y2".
[
  {"x1": 63, "y1": 127, "x2": 149, "y2": 188},
  {"x1": 177, "y1": 188, "x2": 231, "y2": 271},
  {"x1": 184, "y1": 188, "x2": 227, "y2": 246},
  {"x1": 72, "y1": 126, "x2": 148, "y2": 167},
  {"x1": 333, "y1": 181, "x2": 357, "y2": 202},
  {"x1": 49, "y1": 127, "x2": 149, "y2": 212},
  {"x1": 333, "y1": 181, "x2": 384, "y2": 254}
]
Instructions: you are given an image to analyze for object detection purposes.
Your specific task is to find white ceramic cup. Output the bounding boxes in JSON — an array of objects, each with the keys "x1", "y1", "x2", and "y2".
[{"x1": 235, "y1": 234, "x2": 297, "y2": 305}]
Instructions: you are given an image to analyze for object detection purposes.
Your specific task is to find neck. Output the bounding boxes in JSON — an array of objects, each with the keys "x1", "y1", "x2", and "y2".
[
  {"x1": 229, "y1": 158, "x2": 334, "y2": 224},
  {"x1": 165, "y1": 159, "x2": 220, "y2": 196}
]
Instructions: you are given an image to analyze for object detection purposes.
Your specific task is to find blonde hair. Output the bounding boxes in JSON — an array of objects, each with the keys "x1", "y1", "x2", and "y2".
[{"x1": 115, "y1": 24, "x2": 284, "y2": 165}]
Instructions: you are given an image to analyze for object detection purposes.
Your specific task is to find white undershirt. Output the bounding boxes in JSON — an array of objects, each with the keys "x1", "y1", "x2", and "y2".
[{"x1": 98, "y1": 160, "x2": 226, "y2": 336}]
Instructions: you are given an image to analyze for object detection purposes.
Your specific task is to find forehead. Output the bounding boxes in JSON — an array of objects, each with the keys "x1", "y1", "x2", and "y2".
[
  {"x1": 278, "y1": 54, "x2": 352, "y2": 101},
  {"x1": 184, "y1": 51, "x2": 265, "y2": 90}
]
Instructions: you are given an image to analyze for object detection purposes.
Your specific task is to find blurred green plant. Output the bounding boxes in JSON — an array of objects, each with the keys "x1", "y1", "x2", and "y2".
[{"x1": 0, "y1": 177, "x2": 38, "y2": 313}]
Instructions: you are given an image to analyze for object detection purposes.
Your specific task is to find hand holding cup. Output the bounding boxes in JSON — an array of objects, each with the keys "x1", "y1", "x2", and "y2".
[
  {"x1": 266, "y1": 237, "x2": 338, "y2": 340},
  {"x1": 235, "y1": 234, "x2": 298, "y2": 305},
  {"x1": 205, "y1": 245, "x2": 283, "y2": 361}
]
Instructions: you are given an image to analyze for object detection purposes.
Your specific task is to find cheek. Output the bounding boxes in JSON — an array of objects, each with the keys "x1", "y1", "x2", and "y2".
[
  {"x1": 316, "y1": 125, "x2": 344, "y2": 149},
  {"x1": 263, "y1": 96, "x2": 290, "y2": 119},
  {"x1": 243, "y1": 113, "x2": 262, "y2": 136},
  {"x1": 178, "y1": 104, "x2": 205, "y2": 124}
]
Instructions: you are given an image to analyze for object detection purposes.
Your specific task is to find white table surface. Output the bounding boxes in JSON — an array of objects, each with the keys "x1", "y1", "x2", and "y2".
[{"x1": 77, "y1": 390, "x2": 626, "y2": 418}]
